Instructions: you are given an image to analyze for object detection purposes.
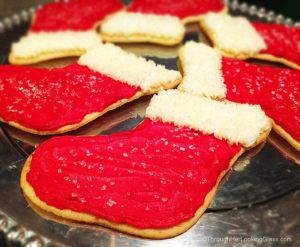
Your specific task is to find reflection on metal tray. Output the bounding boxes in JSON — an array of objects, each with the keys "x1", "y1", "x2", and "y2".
[{"x1": 0, "y1": 1, "x2": 300, "y2": 246}]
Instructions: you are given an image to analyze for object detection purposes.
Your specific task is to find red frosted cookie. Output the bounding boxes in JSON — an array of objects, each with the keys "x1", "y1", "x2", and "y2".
[
  {"x1": 179, "y1": 42, "x2": 300, "y2": 150},
  {"x1": 9, "y1": 0, "x2": 124, "y2": 65},
  {"x1": 1, "y1": 44, "x2": 181, "y2": 134},
  {"x1": 200, "y1": 13, "x2": 300, "y2": 69},
  {"x1": 128, "y1": 0, "x2": 226, "y2": 24},
  {"x1": 21, "y1": 90, "x2": 271, "y2": 238},
  {"x1": 31, "y1": 0, "x2": 124, "y2": 32},
  {"x1": 252, "y1": 22, "x2": 300, "y2": 70}
]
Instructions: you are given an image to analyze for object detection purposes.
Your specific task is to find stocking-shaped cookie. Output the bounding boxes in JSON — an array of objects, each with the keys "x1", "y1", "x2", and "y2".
[
  {"x1": 128, "y1": 0, "x2": 226, "y2": 24},
  {"x1": 101, "y1": 12, "x2": 185, "y2": 46},
  {"x1": 179, "y1": 42, "x2": 300, "y2": 150},
  {"x1": 9, "y1": 0, "x2": 124, "y2": 65},
  {"x1": 21, "y1": 90, "x2": 271, "y2": 239},
  {"x1": 1, "y1": 44, "x2": 181, "y2": 134},
  {"x1": 200, "y1": 13, "x2": 300, "y2": 69}
]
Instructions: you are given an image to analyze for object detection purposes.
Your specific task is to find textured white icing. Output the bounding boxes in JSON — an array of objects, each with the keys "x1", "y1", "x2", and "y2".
[
  {"x1": 146, "y1": 90, "x2": 271, "y2": 147},
  {"x1": 200, "y1": 13, "x2": 266, "y2": 56},
  {"x1": 101, "y1": 12, "x2": 185, "y2": 41},
  {"x1": 78, "y1": 44, "x2": 181, "y2": 91},
  {"x1": 11, "y1": 31, "x2": 102, "y2": 57},
  {"x1": 179, "y1": 42, "x2": 226, "y2": 98}
]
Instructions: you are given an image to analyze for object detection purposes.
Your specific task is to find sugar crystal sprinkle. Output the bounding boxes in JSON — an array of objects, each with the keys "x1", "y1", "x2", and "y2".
[{"x1": 106, "y1": 198, "x2": 117, "y2": 207}]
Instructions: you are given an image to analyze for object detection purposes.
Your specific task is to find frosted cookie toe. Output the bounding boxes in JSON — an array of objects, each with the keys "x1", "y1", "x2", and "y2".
[
  {"x1": 9, "y1": 0, "x2": 124, "y2": 65},
  {"x1": 128, "y1": 0, "x2": 227, "y2": 24},
  {"x1": 1, "y1": 44, "x2": 181, "y2": 134},
  {"x1": 101, "y1": 12, "x2": 185, "y2": 46},
  {"x1": 251, "y1": 22, "x2": 300, "y2": 70},
  {"x1": 179, "y1": 42, "x2": 300, "y2": 150},
  {"x1": 21, "y1": 90, "x2": 270, "y2": 239}
]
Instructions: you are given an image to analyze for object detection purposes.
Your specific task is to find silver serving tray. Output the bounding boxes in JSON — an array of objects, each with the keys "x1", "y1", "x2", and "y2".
[{"x1": 0, "y1": 1, "x2": 300, "y2": 246}]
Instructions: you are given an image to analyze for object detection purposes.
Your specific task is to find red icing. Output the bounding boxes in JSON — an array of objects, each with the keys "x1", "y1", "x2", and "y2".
[
  {"x1": 0, "y1": 64, "x2": 139, "y2": 131},
  {"x1": 128, "y1": 0, "x2": 224, "y2": 20},
  {"x1": 252, "y1": 22, "x2": 300, "y2": 67},
  {"x1": 222, "y1": 58, "x2": 300, "y2": 141},
  {"x1": 31, "y1": 0, "x2": 124, "y2": 32},
  {"x1": 27, "y1": 119, "x2": 241, "y2": 228}
]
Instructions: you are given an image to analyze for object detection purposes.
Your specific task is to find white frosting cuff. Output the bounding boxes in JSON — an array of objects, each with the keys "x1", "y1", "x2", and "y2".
[
  {"x1": 101, "y1": 12, "x2": 185, "y2": 42},
  {"x1": 78, "y1": 44, "x2": 181, "y2": 91},
  {"x1": 179, "y1": 42, "x2": 226, "y2": 99},
  {"x1": 200, "y1": 13, "x2": 266, "y2": 56},
  {"x1": 146, "y1": 90, "x2": 271, "y2": 147},
  {"x1": 11, "y1": 31, "x2": 102, "y2": 58}
]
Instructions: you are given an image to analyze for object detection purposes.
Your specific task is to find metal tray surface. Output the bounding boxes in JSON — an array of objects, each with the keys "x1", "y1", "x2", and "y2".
[{"x1": 0, "y1": 1, "x2": 300, "y2": 246}]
